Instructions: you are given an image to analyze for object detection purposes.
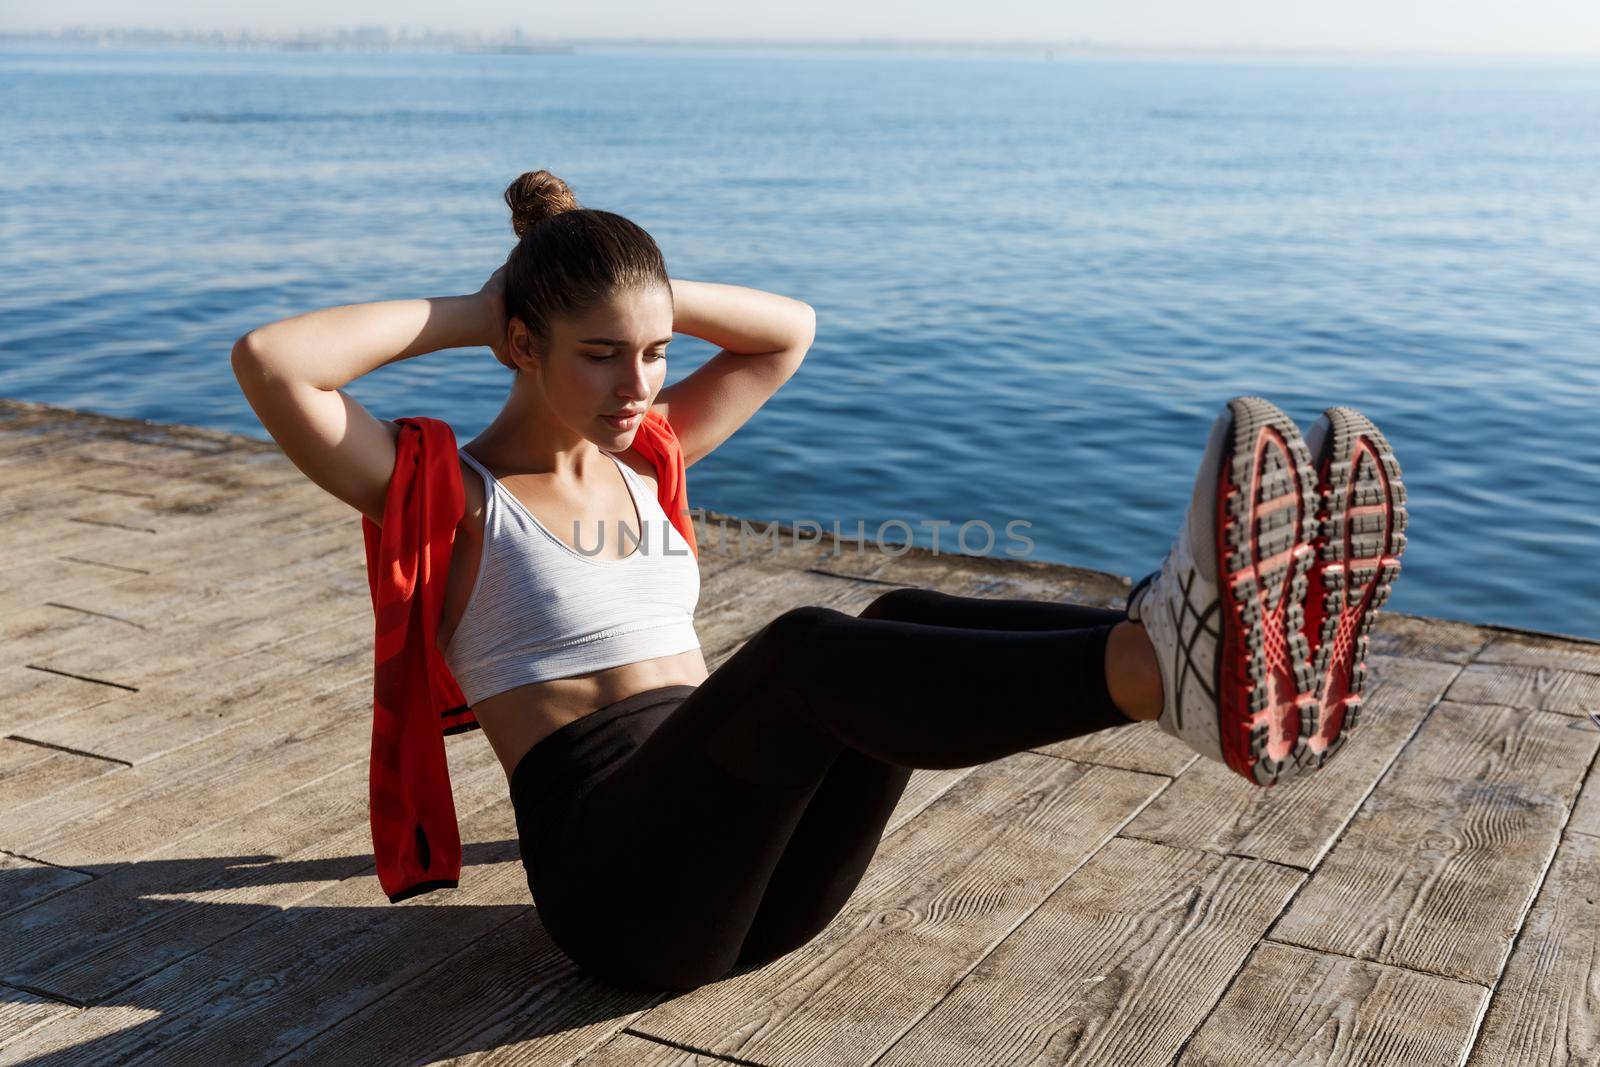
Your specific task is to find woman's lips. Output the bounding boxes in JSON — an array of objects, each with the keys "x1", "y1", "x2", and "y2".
[{"x1": 601, "y1": 411, "x2": 642, "y2": 429}]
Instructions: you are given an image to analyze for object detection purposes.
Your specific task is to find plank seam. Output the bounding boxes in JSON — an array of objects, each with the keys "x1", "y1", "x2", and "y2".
[
  {"x1": 3, "y1": 735, "x2": 134, "y2": 767},
  {"x1": 119, "y1": 670, "x2": 370, "y2": 769},
  {"x1": 0, "y1": 979, "x2": 86, "y2": 1009},
  {"x1": 1259, "y1": 935, "x2": 1491, "y2": 989},
  {"x1": 1112, "y1": 829, "x2": 1313, "y2": 872},
  {"x1": 803, "y1": 567, "x2": 901, "y2": 586},
  {"x1": 75, "y1": 485, "x2": 158, "y2": 498},
  {"x1": 0, "y1": 849, "x2": 97, "y2": 878},
  {"x1": 618, "y1": 1028, "x2": 774, "y2": 1065},
  {"x1": 41, "y1": 604, "x2": 147, "y2": 630},
  {"x1": 21, "y1": 665, "x2": 139, "y2": 692},
  {"x1": 65, "y1": 517, "x2": 158, "y2": 534},
  {"x1": 1012, "y1": 740, "x2": 1182, "y2": 781},
  {"x1": 56, "y1": 556, "x2": 152, "y2": 575}
]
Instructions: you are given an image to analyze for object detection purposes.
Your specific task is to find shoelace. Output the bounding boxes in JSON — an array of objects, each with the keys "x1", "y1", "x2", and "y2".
[{"x1": 1126, "y1": 570, "x2": 1157, "y2": 615}]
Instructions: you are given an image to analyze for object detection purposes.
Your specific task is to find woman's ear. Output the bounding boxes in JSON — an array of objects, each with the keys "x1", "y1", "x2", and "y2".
[{"x1": 505, "y1": 317, "x2": 541, "y2": 374}]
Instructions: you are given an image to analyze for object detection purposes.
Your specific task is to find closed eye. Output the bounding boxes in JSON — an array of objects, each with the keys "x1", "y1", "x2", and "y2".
[{"x1": 586, "y1": 351, "x2": 667, "y2": 362}]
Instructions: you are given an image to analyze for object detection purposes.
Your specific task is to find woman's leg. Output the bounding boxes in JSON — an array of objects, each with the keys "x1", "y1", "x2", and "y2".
[
  {"x1": 734, "y1": 587, "x2": 1128, "y2": 967},
  {"x1": 532, "y1": 588, "x2": 1138, "y2": 991}
]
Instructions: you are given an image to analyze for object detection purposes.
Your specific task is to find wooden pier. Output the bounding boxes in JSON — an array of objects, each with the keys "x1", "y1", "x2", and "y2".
[{"x1": 1, "y1": 396, "x2": 1596, "y2": 1065}]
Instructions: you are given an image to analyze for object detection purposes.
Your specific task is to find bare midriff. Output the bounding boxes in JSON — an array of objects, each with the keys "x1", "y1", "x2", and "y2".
[
  {"x1": 441, "y1": 445, "x2": 710, "y2": 779},
  {"x1": 460, "y1": 646, "x2": 710, "y2": 779}
]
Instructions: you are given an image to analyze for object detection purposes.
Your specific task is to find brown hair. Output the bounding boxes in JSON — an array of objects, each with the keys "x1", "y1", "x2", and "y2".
[{"x1": 501, "y1": 170, "x2": 670, "y2": 368}]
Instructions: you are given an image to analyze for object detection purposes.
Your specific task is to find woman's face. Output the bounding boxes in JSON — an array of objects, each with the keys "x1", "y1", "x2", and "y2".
[{"x1": 524, "y1": 285, "x2": 674, "y2": 447}]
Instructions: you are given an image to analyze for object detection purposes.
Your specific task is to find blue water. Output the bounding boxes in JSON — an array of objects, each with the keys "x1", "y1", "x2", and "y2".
[{"x1": 3, "y1": 45, "x2": 1598, "y2": 641}]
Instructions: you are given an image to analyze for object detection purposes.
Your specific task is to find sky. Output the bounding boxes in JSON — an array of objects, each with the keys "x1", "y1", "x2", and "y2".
[{"x1": 3, "y1": 0, "x2": 1600, "y2": 55}]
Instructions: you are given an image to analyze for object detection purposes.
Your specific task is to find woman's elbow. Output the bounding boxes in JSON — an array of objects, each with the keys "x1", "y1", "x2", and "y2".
[{"x1": 793, "y1": 301, "x2": 817, "y2": 349}]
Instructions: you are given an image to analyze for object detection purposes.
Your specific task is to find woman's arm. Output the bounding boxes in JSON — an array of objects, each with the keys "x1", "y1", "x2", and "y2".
[
  {"x1": 231, "y1": 284, "x2": 501, "y2": 525},
  {"x1": 655, "y1": 279, "x2": 816, "y2": 469}
]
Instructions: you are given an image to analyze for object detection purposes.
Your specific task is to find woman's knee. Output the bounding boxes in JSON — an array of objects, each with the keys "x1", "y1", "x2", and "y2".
[
  {"x1": 760, "y1": 603, "x2": 846, "y2": 645},
  {"x1": 858, "y1": 585, "x2": 940, "y2": 621}
]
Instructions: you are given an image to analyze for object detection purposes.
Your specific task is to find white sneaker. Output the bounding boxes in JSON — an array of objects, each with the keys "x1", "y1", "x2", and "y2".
[{"x1": 1127, "y1": 396, "x2": 1321, "y2": 787}]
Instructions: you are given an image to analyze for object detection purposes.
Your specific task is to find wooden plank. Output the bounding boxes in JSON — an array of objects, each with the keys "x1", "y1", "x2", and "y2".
[
  {"x1": 1473, "y1": 631, "x2": 1600, "y2": 674},
  {"x1": 1444, "y1": 661, "x2": 1600, "y2": 718},
  {"x1": 0, "y1": 738, "x2": 125, "y2": 816},
  {"x1": 0, "y1": 557, "x2": 151, "y2": 623},
  {"x1": 23, "y1": 572, "x2": 369, "y2": 688},
  {"x1": 1047, "y1": 721, "x2": 1197, "y2": 779},
  {"x1": 1367, "y1": 612, "x2": 1491, "y2": 664},
  {"x1": 604, "y1": 755, "x2": 1168, "y2": 1066},
  {"x1": 0, "y1": 511, "x2": 352, "y2": 615},
  {"x1": 0, "y1": 479, "x2": 104, "y2": 526},
  {"x1": 0, "y1": 479, "x2": 349, "y2": 576},
  {"x1": 0, "y1": 450, "x2": 274, "y2": 528},
  {"x1": 1270, "y1": 701, "x2": 1598, "y2": 985},
  {"x1": 0, "y1": 984, "x2": 79, "y2": 1053},
  {"x1": 11, "y1": 611, "x2": 370, "y2": 766},
  {"x1": 1181, "y1": 941, "x2": 1487, "y2": 1066},
  {"x1": 283, "y1": 925, "x2": 657, "y2": 1067},
  {"x1": 828, "y1": 837, "x2": 1300, "y2": 1067},
  {"x1": 0, "y1": 513, "x2": 348, "y2": 607},
  {"x1": 0, "y1": 734, "x2": 506, "y2": 1008},
  {"x1": 0, "y1": 786, "x2": 530, "y2": 1064},
  {"x1": 0, "y1": 855, "x2": 93, "y2": 924},
  {"x1": 1, "y1": 679, "x2": 370, "y2": 863},
  {"x1": 16, "y1": 518, "x2": 363, "y2": 625},
  {"x1": 0, "y1": 537, "x2": 354, "y2": 662},
  {"x1": 1467, "y1": 830, "x2": 1600, "y2": 1065},
  {"x1": 0, "y1": 608, "x2": 127, "y2": 675},
  {"x1": 1119, "y1": 657, "x2": 1461, "y2": 868},
  {"x1": 0, "y1": 665, "x2": 132, "y2": 737}
]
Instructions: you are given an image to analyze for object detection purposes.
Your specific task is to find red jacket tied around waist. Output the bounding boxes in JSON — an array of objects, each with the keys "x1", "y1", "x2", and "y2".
[{"x1": 359, "y1": 410, "x2": 697, "y2": 903}]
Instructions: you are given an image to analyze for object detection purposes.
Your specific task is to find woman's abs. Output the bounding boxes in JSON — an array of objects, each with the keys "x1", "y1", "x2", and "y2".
[{"x1": 472, "y1": 647, "x2": 710, "y2": 777}]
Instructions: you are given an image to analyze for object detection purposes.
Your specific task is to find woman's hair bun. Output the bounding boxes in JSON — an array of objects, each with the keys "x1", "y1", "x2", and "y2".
[{"x1": 504, "y1": 170, "x2": 581, "y2": 238}]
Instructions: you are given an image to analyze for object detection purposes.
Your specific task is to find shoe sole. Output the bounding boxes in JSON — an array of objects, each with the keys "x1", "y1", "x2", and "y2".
[
  {"x1": 1214, "y1": 396, "x2": 1321, "y2": 787},
  {"x1": 1295, "y1": 407, "x2": 1408, "y2": 775}
]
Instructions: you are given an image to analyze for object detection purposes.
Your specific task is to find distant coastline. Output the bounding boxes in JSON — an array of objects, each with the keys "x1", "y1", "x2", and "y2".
[{"x1": 4, "y1": 26, "x2": 1594, "y2": 61}]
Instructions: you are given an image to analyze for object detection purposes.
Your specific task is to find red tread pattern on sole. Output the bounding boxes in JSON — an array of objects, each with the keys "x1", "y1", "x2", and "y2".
[
  {"x1": 1297, "y1": 407, "x2": 1408, "y2": 775},
  {"x1": 1215, "y1": 397, "x2": 1321, "y2": 788}
]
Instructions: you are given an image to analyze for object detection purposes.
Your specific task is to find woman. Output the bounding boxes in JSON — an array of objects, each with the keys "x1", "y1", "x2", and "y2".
[{"x1": 231, "y1": 169, "x2": 1407, "y2": 992}]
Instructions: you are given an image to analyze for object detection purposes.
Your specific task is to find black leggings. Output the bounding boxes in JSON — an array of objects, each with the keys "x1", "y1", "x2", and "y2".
[{"x1": 512, "y1": 587, "x2": 1133, "y2": 992}]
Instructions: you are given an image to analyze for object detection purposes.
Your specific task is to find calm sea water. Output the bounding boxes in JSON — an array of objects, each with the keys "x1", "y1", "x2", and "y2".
[{"x1": 2, "y1": 45, "x2": 1597, "y2": 640}]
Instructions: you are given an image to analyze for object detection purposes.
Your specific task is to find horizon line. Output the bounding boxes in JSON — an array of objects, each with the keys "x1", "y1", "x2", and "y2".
[{"x1": 4, "y1": 27, "x2": 1600, "y2": 60}]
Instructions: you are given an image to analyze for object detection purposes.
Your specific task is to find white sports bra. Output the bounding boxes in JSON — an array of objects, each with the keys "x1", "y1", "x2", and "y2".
[{"x1": 442, "y1": 447, "x2": 702, "y2": 706}]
